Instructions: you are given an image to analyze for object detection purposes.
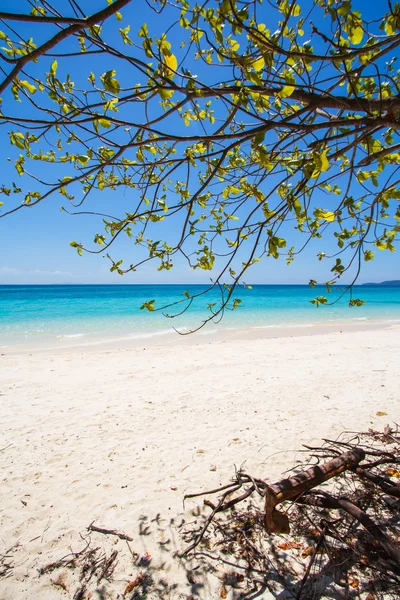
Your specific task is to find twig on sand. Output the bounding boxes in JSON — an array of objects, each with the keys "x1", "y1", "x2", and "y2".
[
  {"x1": 39, "y1": 539, "x2": 118, "y2": 600},
  {"x1": 0, "y1": 543, "x2": 19, "y2": 579},
  {"x1": 87, "y1": 522, "x2": 133, "y2": 541},
  {"x1": 0, "y1": 443, "x2": 12, "y2": 453}
]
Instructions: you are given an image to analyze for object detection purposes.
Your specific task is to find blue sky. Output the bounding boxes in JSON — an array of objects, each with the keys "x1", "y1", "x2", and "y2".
[{"x1": 0, "y1": 0, "x2": 399, "y2": 285}]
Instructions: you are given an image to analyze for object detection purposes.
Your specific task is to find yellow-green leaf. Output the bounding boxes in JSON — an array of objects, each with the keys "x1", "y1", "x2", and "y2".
[
  {"x1": 312, "y1": 150, "x2": 330, "y2": 177},
  {"x1": 364, "y1": 250, "x2": 374, "y2": 261},
  {"x1": 98, "y1": 118, "x2": 111, "y2": 128},
  {"x1": 319, "y1": 150, "x2": 329, "y2": 172},
  {"x1": 320, "y1": 211, "x2": 335, "y2": 222},
  {"x1": 385, "y1": 17, "x2": 396, "y2": 36},
  {"x1": 349, "y1": 23, "x2": 363, "y2": 45},
  {"x1": 19, "y1": 80, "x2": 36, "y2": 94},
  {"x1": 252, "y1": 57, "x2": 265, "y2": 71},
  {"x1": 337, "y1": 1, "x2": 351, "y2": 16},
  {"x1": 158, "y1": 87, "x2": 174, "y2": 100},
  {"x1": 164, "y1": 52, "x2": 177, "y2": 77},
  {"x1": 279, "y1": 85, "x2": 295, "y2": 98}
]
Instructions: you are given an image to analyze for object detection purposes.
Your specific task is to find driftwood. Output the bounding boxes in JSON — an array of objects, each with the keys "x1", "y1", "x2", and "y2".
[
  {"x1": 183, "y1": 448, "x2": 366, "y2": 552},
  {"x1": 181, "y1": 428, "x2": 400, "y2": 598},
  {"x1": 264, "y1": 448, "x2": 365, "y2": 534}
]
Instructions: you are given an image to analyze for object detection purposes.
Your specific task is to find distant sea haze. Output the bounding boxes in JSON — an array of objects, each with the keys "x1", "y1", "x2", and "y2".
[{"x1": 0, "y1": 284, "x2": 399, "y2": 348}]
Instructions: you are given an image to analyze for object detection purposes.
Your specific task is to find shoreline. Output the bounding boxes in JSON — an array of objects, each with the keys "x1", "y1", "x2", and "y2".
[{"x1": 1, "y1": 316, "x2": 399, "y2": 354}]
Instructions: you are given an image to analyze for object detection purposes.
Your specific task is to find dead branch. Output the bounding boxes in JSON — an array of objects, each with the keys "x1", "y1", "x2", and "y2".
[
  {"x1": 306, "y1": 491, "x2": 400, "y2": 573},
  {"x1": 180, "y1": 483, "x2": 243, "y2": 557},
  {"x1": 264, "y1": 448, "x2": 365, "y2": 534},
  {"x1": 181, "y1": 428, "x2": 400, "y2": 599},
  {"x1": 356, "y1": 467, "x2": 400, "y2": 498}
]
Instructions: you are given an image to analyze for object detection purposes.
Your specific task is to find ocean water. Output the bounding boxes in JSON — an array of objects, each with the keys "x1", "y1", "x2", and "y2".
[{"x1": 0, "y1": 284, "x2": 399, "y2": 348}]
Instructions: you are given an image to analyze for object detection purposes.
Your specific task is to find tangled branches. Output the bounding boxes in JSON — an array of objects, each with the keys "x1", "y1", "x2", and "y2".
[
  {"x1": 39, "y1": 540, "x2": 118, "y2": 600},
  {"x1": 181, "y1": 427, "x2": 400, "y2": 599}
]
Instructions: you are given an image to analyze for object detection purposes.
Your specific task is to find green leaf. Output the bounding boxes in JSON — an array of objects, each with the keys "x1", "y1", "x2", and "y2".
[
  {"x1": 70, "y1": 241, "x2": 83, "y2": 256},
  {"x1": 349, "y1": 298, "x2": 365, "y2": 307},
  {"x1": 94, "y1": 234, "x2": 106, "y2": 245},
  {"x1": 140, "y1": 300, "x2": 156, "y2": 311},
  {"x1": 310, "y1": 296, "x2": 328, "y2": 307},
  {"x1": 100, "y1": 70, "x2": 120, "y2": 94},
  {"x1": 364, "y1": 250, "x2": 374, "y2": 261},
  {"x1": 337, "y1": 1, "x2": 351, "y2": 16}
]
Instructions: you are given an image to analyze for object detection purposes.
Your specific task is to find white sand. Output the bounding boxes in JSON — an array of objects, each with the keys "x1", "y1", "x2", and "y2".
[{"x1": 0, "y1": 325, "x2": 398, "y2": 599}]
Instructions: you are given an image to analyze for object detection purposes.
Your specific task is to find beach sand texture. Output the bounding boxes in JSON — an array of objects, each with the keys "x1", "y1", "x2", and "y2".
[{"x1": 0, "y1": 326, "x2": 399, "y2": 599}]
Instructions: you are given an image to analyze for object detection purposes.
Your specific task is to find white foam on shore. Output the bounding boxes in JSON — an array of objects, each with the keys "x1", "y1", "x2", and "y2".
[
  {"x1": 57, "y1": 333, "x2": 85, "y2": 339},
  {"x1": 253, "y1": 322, "x2": 314, "y2": 329},
  {"x1": 128, "y1": 329, "x2": 175, "y2": 340}
]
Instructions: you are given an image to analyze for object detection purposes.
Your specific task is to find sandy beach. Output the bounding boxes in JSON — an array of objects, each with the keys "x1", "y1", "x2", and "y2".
[{"x1": 0, "y1": 324, "x2": 399, "y2": 599}]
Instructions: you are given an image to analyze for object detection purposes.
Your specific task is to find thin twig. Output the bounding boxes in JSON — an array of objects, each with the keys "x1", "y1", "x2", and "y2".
[{"x1": 87, "y1": 522, "x2": 133, "y2": 541}]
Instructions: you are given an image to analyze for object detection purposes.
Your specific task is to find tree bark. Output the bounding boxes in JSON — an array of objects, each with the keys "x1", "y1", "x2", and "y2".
[{"x1": 264, "y1": 448, "x2": 365, "y2": 534}]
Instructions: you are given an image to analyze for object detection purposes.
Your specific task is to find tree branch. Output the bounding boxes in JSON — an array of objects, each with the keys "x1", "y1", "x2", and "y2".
[{"x1": 0, "y1": 0, "x2": 132, "y2": 95}]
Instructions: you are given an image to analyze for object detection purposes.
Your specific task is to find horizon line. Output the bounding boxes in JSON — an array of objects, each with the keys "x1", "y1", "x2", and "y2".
[{"x1": 0, "y1": 281, "x2": 393, "y2": 287}]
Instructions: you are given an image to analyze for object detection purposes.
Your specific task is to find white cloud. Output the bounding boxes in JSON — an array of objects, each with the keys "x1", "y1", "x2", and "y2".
[
  {"x1": 0, "y1": 266, "x2": 72, "y2": 283},
  {"x1": 29, "y1": 269, "x2": 72, "y2": 276},
  {"x1": 0, "y1": 266, "x2": 20, "y2": 274}
]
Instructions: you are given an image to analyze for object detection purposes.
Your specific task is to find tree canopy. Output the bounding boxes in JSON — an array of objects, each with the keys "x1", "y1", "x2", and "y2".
[{"x1": 0, "y1": 0, "x2": 399, "y2": 328}]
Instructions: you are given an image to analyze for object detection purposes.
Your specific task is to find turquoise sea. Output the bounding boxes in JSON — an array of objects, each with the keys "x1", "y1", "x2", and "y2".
[{"x1": 0, "y1": 284, "x2": 399, "y2": 348}]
